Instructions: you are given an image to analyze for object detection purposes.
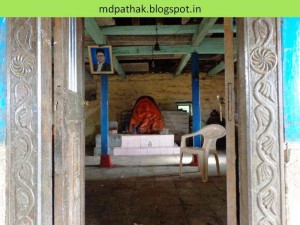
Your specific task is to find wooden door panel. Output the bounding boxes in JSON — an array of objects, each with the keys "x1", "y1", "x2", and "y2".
[{"x1": 53, "y1": 18, "x2": 85, "y2": 225}]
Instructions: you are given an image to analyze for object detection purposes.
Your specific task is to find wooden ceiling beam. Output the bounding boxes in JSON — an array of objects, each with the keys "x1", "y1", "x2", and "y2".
[
  {"x1": 117, "y1": 55, "x2": 184, "y2": 60},
  {"x1": 121, "y1": 62, "x2": 149, "y2": 72},
  {"x1": 84, "y1": 18, "x2": 107, "y2": 44},
  {"x1": 100, "y1": 35, "x2": 192, "y2": 46},
  {"x1": 83, "y1": 38, "x2": 237, "y2": 57},
  {"x1": 92, "y1": 24, "x2": 236, "y2": 36},
  {"x1": 181, "y1": 18, "x2": 190, "y2": 25},
  {"x1": 175, "y1": 18, "x2": 218, "y2": 75},
  {"x1": 207, "y1": 61, "x2": 225, "y2": 76},
  {"x1": 117, "y1": 54, "x2": 223, "y2": 61},
  {"x1": 192, "y1": 18, "x2": 219, "y2": 45},
  {"x1": 208, "y1": 56, "x2": 237, "y2": 76},
  {"x1": 84, "y1": 18, "x2": 126, "y2": 79},
  {"x1": 95, "y1": 18, "x2": 116, "y2": 26},
  {"x1": 112, "y1": 57, "x2": 126, "y2": 78},
  {"x1": 112, "y1": 38, "x2": 237, "y2": 56}
]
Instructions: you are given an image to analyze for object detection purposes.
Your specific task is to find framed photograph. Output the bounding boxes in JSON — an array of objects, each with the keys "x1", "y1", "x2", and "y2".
[{"x1": 88, "y1": 45, "x2": 114, "y2": 74}]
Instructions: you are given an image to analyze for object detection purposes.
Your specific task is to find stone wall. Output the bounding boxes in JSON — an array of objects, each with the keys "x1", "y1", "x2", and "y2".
[{"x1": 85, "y1": 72, "x2": 225, "y2": 147}]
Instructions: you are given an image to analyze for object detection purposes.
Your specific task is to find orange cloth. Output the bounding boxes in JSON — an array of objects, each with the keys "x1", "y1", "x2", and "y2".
[{"x1": 129, "y1": 96, "x2": 164, "y2": 134}]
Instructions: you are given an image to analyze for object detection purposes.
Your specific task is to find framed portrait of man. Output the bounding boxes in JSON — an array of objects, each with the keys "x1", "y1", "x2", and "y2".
[{"x1": 88, "y1": 45, "x2": 114, "y2": 74}]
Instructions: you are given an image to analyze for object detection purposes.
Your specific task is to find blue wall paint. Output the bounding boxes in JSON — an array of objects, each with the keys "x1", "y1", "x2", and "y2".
[
  {"x1": 101, "y1": 74, "x2": 109, "y2": 155},
  {"x1": 191, "y1": 52, "x2": 201, "y2": 147},
  {"x1": 0, "y1": 18, "x2": 6, "y2": 143},
  {"x1": 282, "y1": 18, "x2": 300, "y2": 142}
]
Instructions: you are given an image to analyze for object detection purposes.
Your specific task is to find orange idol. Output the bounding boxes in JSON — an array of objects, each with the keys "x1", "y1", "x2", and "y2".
[{"x1": 129, "y1": 96, "x2": 165, "y2": 134}]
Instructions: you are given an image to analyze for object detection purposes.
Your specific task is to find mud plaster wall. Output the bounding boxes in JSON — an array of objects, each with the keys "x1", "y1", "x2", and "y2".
[{"x1": 85, "y1": 72, "x2": 225, "y2": 147}]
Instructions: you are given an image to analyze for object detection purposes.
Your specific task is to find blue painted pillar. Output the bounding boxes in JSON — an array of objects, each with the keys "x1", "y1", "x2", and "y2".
[
  {"x1": 282, "y1": 18, "x2": 300, "y2": 142},
  {"x1": 100, "y1": 74, "x2": 112, "y2": 167},
  {"x1": 0, "y1": 18, "x2": 6, "y2": 144},
  {"x1": 191, "y1": 52, "x2": 201, "y2": 147}
]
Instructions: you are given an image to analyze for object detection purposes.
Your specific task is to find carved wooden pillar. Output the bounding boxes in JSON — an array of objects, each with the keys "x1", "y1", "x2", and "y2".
[
  {"x1": 238, "y1": 18, "x2": 286, "y2": 225},
  {"x1": 6, "y1": 18, "x2": 53, "y2": 224}
]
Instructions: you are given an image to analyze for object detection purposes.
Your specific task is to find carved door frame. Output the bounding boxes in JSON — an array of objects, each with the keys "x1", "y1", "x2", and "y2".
[
  {"x1": 5, "y1": 18, "x2": 53, "y2": 225},
  {"x1": 237, "y1": 18, "x2": 286, "y2": 225}
]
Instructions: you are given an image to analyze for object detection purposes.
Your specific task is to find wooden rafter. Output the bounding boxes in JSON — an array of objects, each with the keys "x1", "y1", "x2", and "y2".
[
  {"x1": 84, "y1": 18, "x2": 107, "y2": 44},
  {"x1": 175, "y1": 18, "x2": 218, "y2": 75},
  {"x1": 84, "y1": 38, "x2": 237, "y2": 57},
  {"x1": 208, "y1": 61, "x2": 225, "y2": 76},
  {"x1": 117, "y1": 55, "x2": 184, "y2": 60},
  {"x1": 181, "y1": 18, "x2": 190, "y2": 25},
  {"x1": 111, "y1": 38, "x2": 236, "y2": 56},
  {"x1": 121, "y1": 62, "x2": 149, "y2": 72},
  {"x1": 208, "y1": 56, "x2": 237, "y2": 76},
  {"x1": 84, "y1": 18, "x2": 126, "y2": 79},
  {"x1": 89, "y1": 24, "x2": 237, "y2": 36},
  {"x1": 85, "y1": 35, "x2": 192, "y2": 46},
  {"x1": 95, "y1": 18, "x2": 116, "y2": 26}
]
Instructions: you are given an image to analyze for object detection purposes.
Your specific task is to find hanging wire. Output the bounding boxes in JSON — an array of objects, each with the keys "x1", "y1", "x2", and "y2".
[
  {"x1": 151, "y1": 23, "x2": 185, "y2": 68},
  {"x1": 153, "y1": 26, "x2": 161, "y2": 51},
  {"x1": 151, "y1": 47, "x2": 155, "y2": 68},
  {"x1": 158, "y1": 24, "x2": 185, "y2": 43}
]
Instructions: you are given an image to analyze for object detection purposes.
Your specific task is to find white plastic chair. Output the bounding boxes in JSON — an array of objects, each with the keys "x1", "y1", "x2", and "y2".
[{"x1": 179, "y1": 124, "x2": 226, "y2": 182}]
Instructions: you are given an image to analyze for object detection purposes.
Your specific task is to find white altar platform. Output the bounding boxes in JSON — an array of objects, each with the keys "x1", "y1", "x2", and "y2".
[{"x1": 113, "y1": 134, "x2": 180, "y2": 156}]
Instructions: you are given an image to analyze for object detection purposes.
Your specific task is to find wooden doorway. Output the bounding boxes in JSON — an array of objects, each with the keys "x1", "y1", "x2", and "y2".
[
  {"x1": 1, "y1": 17, "x2": 286, "y2": 225},
  {"x1": 3, "y1": 17, "x2": 86, "y2": 225}
]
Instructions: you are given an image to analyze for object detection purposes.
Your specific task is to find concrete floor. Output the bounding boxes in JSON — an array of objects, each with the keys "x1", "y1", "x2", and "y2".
[{"x1": 85, "y1": 152, "x2": 227, "y2": 225}]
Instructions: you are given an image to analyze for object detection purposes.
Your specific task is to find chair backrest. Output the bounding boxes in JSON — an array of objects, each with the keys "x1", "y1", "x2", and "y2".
[{"x1": 197, "y1": 124, "x2": 226, "y2": 150}]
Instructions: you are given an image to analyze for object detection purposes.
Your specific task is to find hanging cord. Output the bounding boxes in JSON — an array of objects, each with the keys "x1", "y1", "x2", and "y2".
[{"x1": 158, "y1": 24, "x2": 184, "y2": 43}]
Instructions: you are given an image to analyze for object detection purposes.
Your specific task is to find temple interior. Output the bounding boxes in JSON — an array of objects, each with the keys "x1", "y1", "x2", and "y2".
[{"x1": 84, "y1": 17, "x2": 232, "y2": 225}]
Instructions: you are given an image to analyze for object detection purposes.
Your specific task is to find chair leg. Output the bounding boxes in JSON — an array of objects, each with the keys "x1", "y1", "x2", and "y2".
[
  {"x1": 203, "y1": 154, "x2": 208, "y2": 182},
  {"x1": 214, "y1": 153, "x2": 221, "y2": 176},
  {"x1": 179, "y1": 152, "x2": 184, "y2": 176},
  {"x1": 197, "y1": 154, "x2": 201, "y2": 173},
  {"x1": 199, "y1": 153, "x2": 208, "y2": 182}
]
